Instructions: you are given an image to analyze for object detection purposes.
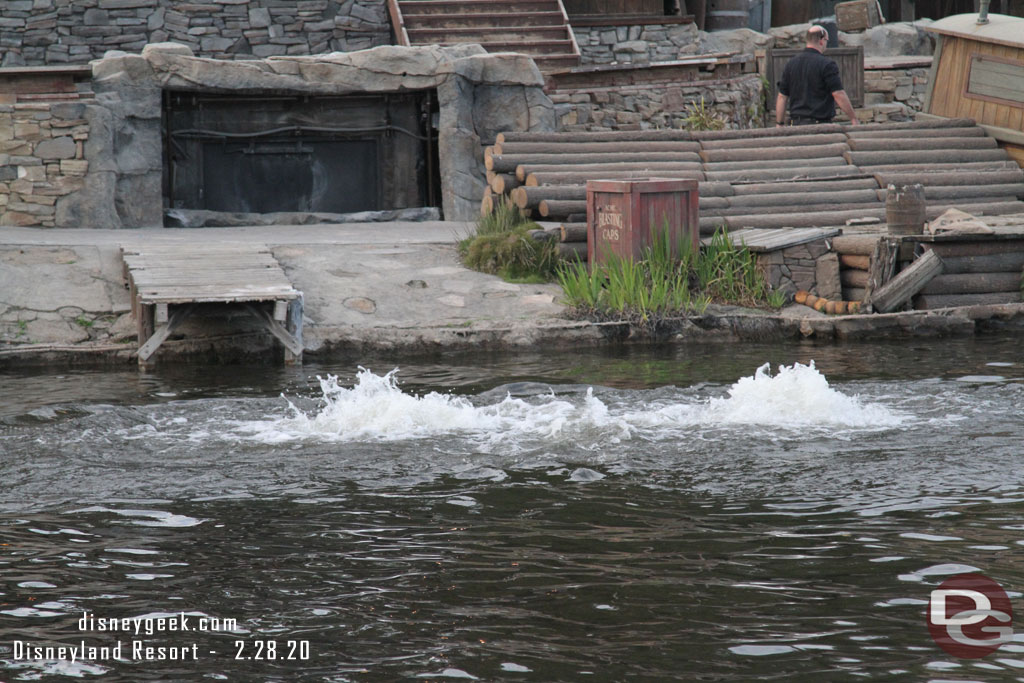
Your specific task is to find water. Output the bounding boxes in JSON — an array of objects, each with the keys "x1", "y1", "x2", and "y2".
[{"x1": 1, "y1": 338, "x2": 1024, "y2": 681}]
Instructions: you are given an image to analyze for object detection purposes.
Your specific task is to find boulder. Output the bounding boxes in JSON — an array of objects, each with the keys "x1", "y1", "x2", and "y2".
[
  {"x1": 840, "y1": 21, "x2": 935, "y2": 56},
  {"x1": 699, "y1": 27, "x2": 774, "y2": 58}
]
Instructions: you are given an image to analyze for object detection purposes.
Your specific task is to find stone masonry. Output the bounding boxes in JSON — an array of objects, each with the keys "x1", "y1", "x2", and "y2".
[
  {"x1": 549, "y1": 73, "x2": 764, "y2": 132},
  {"x1": 0, "y1": 0, "x2": 391, "y2": 66},
  {"x1": 757, "y1": 238, "x2": 841, "y2": 302},
  {"x1": 0, "y1": 102, "x2": 90, "y2": 227}
]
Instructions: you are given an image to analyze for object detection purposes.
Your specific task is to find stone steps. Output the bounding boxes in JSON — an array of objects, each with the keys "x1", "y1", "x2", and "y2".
[
  {"x1": 396, "y1": 0, "x2": 580, "y2": 71},
  {"x1": 401, "y1": 0, "x2": 564, "y2": 15},
  {"x1": 403, "y1": 11, "x2": 566, "y2": 28}
]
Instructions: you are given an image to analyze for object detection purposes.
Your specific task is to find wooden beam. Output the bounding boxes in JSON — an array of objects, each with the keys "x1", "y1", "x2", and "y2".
[
  {"x1": 246, "y1": 304, "x2": 304, "y2": 359},
  {"x1": 138, "y1": 304, "x2": 196, "y2": 364},
  {"x1": 869, "y1": 250, "x2": 944, "y2": 313}
]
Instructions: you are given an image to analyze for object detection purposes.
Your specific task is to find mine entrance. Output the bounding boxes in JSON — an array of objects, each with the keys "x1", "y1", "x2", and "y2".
[{"x1": 163, "y1": 91, "x2": 440, "y2": 217}]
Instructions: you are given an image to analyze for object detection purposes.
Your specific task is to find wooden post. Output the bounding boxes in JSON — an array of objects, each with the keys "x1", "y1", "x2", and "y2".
[{"x1": 863, "y1": 236, "x2": 900, "y2": 312}]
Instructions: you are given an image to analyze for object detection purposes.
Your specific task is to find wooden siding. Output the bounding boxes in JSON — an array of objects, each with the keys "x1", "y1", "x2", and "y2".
[
  {"x1": 928, "y1": 35, "x2": 1024, "y2": 132},
  {"x1": 766, "y1": 47, "x2": 865, "y2": 108}
]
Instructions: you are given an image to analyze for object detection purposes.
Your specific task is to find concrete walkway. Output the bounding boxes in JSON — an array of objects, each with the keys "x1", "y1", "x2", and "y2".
[
  {"x1": 3, "y1": 221, "x2": 1023, "y2": 366},
  {"x1": 0, "y1": 222, "x2": 591, "y2": 362}
]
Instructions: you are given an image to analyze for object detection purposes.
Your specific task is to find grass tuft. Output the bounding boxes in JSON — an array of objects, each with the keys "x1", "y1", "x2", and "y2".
[
  {"x1": 458, "y1": 196, "x2": 560, "y2": 282},
  {"x1": 557, "y1": 226, "x2": 783, "y2": 330}
]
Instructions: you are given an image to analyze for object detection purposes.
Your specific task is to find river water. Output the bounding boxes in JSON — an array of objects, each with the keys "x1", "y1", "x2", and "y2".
[{"x1": 1, "y1": 337, "x2": 1023, "y2": 682}]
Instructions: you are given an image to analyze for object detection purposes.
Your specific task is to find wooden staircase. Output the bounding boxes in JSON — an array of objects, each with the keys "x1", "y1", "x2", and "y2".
[{"x1": 389, "y1": 0, "x2": 581, "y2": 73}]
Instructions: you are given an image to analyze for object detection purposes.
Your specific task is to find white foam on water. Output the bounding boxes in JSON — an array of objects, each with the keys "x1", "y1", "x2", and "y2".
[
  {"x1": 623, "y1": 362, "x2": 904, "y2": 430},
  {"x1": 235, "y1": 363, "x2": 904, "y2": 446},
  {"x1": 235, "y1": 368, "x2": 631, "y2": 445}
]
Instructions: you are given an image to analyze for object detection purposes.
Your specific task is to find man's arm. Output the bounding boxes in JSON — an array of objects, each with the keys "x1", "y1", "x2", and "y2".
[
  {"x1": 775, "y1": 93, "x2": 788, "y2": 127},
  {"x1": 831, "y1": 89, "x2": 860, "y2": 126}
]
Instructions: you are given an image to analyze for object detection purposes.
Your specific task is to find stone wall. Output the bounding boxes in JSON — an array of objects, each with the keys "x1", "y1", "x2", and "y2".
[
  {"x1": 0, "y1": 102, "x2": 90, "y2": 227},
  {"x1": 572, "y1": 22, "x2": 700, "y2": 65},
  {"x1": 0, "y1": 0, "x2": 391, "y2": 66},
  {"x1": 860, "y1": 65, "x2": 930, "y2": 121},
  {"x1": 549, "y1": 73, "x2": 764, "y2": 132},
  {"x1": 571, "y1": 23, "x2": 775, "y2": 65},
  {"x1": 757, "y1": 239, "x2": 841, "y2": 302}
]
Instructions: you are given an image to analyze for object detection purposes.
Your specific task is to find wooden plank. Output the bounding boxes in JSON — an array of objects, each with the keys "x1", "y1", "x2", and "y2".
[
  {"x1": 137, "y1": 305, "x2": 195, "y2": 364},
  {"x1": 869, "y1": 249, "x2": 944, "y2": 313},
  {"x1": 710, "y1": 227, "x2": 840, "y2": 252},
  {"x1": 915, "y1": 292, "x2": 1021, "y2": 309},
  {"x1": 918, "y1": 271, "x2": 1022, "y2": 295}
]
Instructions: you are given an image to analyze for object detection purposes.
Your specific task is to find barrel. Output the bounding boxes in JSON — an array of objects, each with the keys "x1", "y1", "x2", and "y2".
[
  {"x1": 885, "y1": 183, "x2": 926, "y2": 236},
  {"x1": 706, "y1": 0, "x2": 750, "y2": 31}
]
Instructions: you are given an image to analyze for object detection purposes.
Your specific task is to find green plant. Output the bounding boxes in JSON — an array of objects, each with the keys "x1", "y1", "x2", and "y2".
[
  {"x1": 682, "y1": 96, "x2": 726, "y2": 132},
  {"x1": 75, "y1": 316, "x2": 94, "y2": 328},
  {"x1": 16, "y1": 319, "x2": 27, "y2": 337},
  {"x1": 557, "y1": 224, "x2": 783, "y2": 330},
  {"x1": 458, "y1": 196, "x2": 560, "y2": 282},
  {"x1": 695, "y1": 228, "x2": 782, "y2": 308}
]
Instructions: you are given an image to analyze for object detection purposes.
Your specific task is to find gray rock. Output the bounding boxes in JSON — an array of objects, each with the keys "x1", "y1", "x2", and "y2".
[
  {"x1": 249, "y1": 8, "x2": 271, "y2": 28},
  {"x1": 23, "y1": 318, "x2": 91, "y2": 345},
  {"x1": 1, "y1": 51, "x2": 27, "y2": 67},
  {"x1": 140, "y1": 41, "x2": 194, "y2": 58},
  {"x1": 700, "y1": 27, "x2": 774, "y2": 58},
  {"x1": 55, "y1": 171, "x2": 120, "y2": 228},
  {"x1": 34, "y1": 136, "x2": 77, "y2": 160},
  {"x1": 147, "y1": 7, "x2": 165, "y2": 31},
  {"x1": 115, "y1": 171, "x2": 162, "y2": 227},
  {"x1": 840, "y1": 21, "x2": 934, "y2": 56},
  {"x1": 83, "y1": 8, "x2": 110, "y2": 25},
  {"x1": 815, "y1": 253, "x2": 842, "y2": 300}
]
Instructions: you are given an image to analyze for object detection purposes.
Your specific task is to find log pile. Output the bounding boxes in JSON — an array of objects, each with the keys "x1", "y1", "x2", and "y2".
[
  {"x1": 832, "y1": 234, "x2": 878, "y2": 303},
  {"x1": 481, "y1": 119, "x2": 1024, "y2": 239},
  {"x1": 913, "y1": 238, "x2": 1024, "y2": 309}
]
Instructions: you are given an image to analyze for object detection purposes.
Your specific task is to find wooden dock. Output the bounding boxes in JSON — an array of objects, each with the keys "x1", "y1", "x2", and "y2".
[{"x1": 121, "y1": 243, "x2": 303, "y2": 365}]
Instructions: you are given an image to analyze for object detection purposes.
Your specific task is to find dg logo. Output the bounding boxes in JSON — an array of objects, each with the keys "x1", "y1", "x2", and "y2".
[{"x1": 928, "y1": 573, "x2": 1014, "y2": 659}]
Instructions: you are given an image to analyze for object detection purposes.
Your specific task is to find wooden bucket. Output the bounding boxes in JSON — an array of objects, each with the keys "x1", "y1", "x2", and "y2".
[
  {"x1": 885, "y1": 183, "x2": 926, "y2": 236},
  {"x1": 705, "y1": 0, "x2": 750, "y2": 31}
]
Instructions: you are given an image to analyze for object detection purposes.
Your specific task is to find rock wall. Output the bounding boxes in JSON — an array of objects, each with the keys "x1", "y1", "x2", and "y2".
[
  {"x1": 549, "y1": 73, "x2": 764, "y2": 132},
  {"x1": 571, "y1": 23, "x2": 775, "y2": 65},
  {"x1": 36, "y1": 43, "x2": 554, "y2": 227},
  {"x1": 0, "y1": 102, "x2": 90, "y2": 227},
  {"x1": 861, "y1": 65, "x2": 930, "y2": 120},
  {"x1": 0, "y1": 0, "x2": 391, "y2": 66},
  {"x1": 757, "y1": 239, "x2": 841, "y2": 301}
]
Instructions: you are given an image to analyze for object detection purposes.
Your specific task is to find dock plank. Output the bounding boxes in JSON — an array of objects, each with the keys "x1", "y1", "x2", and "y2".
[{"x1": 121, "y1": 242, "x2": 303, "y2": 365}]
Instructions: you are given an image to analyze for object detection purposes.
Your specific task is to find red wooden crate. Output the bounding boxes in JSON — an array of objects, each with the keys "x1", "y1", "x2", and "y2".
[{"x1": 586, "y1": 178, "x2": 699, "y2": 266}]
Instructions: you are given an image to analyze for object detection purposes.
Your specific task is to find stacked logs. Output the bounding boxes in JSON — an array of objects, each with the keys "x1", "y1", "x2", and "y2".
[
  {"x1": 831, "y1": 234, "x2": 878, "y2": 303},
  {"x1": 481, "y1": 119, "x2": 1024, "y2": 238},
  {"x1": 913, "y1": 238, "x2": 1024, "y2": 309}
]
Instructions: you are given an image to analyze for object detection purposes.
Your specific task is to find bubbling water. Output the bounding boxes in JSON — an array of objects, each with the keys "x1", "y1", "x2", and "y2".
[{"x1": 233, "y1": 363, "x2": 905, "y2": 446}]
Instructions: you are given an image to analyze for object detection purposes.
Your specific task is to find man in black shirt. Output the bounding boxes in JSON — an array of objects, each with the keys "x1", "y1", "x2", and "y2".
[{"x1": 775, "y1": 25, "x2": 859, "y2": 126}]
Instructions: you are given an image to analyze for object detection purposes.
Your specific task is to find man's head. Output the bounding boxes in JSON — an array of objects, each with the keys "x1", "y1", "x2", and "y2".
[{"x1": 806, "y1": 25, "x2": 829, "y2": 52}]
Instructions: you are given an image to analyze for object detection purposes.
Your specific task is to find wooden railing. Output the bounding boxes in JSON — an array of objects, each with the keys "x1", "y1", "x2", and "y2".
[
  {"x1": 555, "y1": 0, "x2": 581, "y2": 61},
  {"x1": 385, "y1": 0, "x2": 410, "y2": 46}
]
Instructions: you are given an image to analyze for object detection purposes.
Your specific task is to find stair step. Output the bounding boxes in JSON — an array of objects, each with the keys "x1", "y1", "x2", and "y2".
[
  {"x1": 403, "y1": 11, "x2": 566, "y2": 28},
  {"x1": 532, "y1": 54, "x2": 582, "y2": 71},
  {"x1": 400, "y1": 0, "x2": 562, "y2": 15},
  {"x1": 408, "y1": 26, "x2": 569, "y2": 42},
  {"x1": 421, "y1": 39, "x2": 577, "y2": 55}
]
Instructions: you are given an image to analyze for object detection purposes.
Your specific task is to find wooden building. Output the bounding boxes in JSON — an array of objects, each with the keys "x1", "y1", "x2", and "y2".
[{"x1": 924, "y1": 13, "x2": 1024, "y2": 166}]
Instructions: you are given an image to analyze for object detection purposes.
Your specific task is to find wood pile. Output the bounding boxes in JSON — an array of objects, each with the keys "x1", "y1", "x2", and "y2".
[
  {"x1": 481, "y1": 119, "x2": 1024, "y2": 243},
  {"x1": 832, "y1": 234, "x2": 879, "y2": 303},
  {"x1": 913, "y1": 232, "x2": 1024, "y2": 309}
]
